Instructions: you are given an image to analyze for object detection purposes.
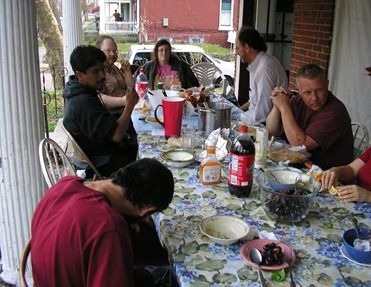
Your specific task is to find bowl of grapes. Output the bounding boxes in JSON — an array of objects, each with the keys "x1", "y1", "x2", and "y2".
[{"x1": 256, "y1": 171, "x2": 321, "y2": 223}]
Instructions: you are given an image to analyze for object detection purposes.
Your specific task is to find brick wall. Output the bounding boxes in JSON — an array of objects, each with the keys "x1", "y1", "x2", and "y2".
[{"x1": 289, "y1": 0, "x2": 335, "y2": 89}]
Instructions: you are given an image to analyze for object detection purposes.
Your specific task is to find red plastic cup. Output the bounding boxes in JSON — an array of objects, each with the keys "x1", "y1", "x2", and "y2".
[{"x1": 155, "y1": 97, "x2": 185, "y2": 139}]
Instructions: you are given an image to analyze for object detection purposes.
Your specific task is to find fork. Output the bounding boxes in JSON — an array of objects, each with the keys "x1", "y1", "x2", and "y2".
[{"x1": 285, "y1": 251, "x2": 296, "y2": 287}]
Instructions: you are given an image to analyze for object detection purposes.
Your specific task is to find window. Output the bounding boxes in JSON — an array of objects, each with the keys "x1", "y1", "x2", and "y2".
[{"x1": 219, "y1": 0, "x2": 233, "y2": 30}]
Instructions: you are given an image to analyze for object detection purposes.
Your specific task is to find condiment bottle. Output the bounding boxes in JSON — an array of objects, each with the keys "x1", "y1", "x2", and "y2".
[
  {"x1": 199, "y1": 145, "x2": 222, "y2": 185},
  {"x1": 170, "y1": 75, "x2": 181, "y2": 91},
  {"x1": 254, "y1": 127, "x2": 268, "y2": 168},
  {"x1": 228, "y1": 125, "x2": 255, "y2": 197}
]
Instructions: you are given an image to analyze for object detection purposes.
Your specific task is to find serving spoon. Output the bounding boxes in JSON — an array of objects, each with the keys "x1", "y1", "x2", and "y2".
[
  {"x1": 353, "y1": 217, "x2": 361, "y2": 239},
  {"x1": 249, "y1": 248, "x2": 266, "y2": 287}
]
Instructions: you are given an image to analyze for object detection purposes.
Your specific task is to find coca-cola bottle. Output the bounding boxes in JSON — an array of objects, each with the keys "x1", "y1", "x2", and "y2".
[
  {"x1": 228, "y1": 125, "x2": 255, "y2": 197},
  {"x1": 135, "y1": 68, "x2": 148, "y2": 99}
]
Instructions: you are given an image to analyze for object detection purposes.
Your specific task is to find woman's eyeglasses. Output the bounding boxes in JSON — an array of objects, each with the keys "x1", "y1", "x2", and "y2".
[{"x1": 102, "y1": 50, "x2": 118, "y2": 56}]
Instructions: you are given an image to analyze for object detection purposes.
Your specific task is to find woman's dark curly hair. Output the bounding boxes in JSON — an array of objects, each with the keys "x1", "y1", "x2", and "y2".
[{"x1": 112, "y1": 158, "x2": 174, "y2": 211}]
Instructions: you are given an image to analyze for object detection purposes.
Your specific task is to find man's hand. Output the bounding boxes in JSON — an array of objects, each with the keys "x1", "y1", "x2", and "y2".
[
  {"x1": 121, "y1": 60, "x2": 131, "y2": 73},
  {"x1": 126, "y1": 88, "x2": 139, "y2": 109},
  {"x1": 270, "y1": 87, "x2": 291, "y2": 112}
]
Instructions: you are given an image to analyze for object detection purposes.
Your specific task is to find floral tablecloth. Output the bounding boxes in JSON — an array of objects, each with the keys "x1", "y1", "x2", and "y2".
[{"x1": 137, "y1": 131, "x2": 371, "y2": 287}]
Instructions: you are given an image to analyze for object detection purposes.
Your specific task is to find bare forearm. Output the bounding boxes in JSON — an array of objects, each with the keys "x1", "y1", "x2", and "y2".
[
  {"x1": 240, "y1": 101, "x2": 250, "y2": 111},
  {"x1": 266, "y1": 107, "x2": 283, "y2": 136},
  {"x1": 331, "y1": 166, "x2": 355, "y2": 183},
  {"x1": 112, "y1": 108, "x2": 134, "y2": 142},
  {"x1": 280, "y1": 109, "x2": 307, "y2": 146},
  {"x1": 123, "y1": 71, "x2": 135, "y2": 88},
  {"x1": 101, "y1": 94, "x2": 126, "y2": 109}
]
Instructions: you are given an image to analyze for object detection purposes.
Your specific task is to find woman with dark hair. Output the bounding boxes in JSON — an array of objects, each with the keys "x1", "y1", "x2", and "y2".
[{"x1": 135, "y1": 39, "x2": 199, "y2": 90}]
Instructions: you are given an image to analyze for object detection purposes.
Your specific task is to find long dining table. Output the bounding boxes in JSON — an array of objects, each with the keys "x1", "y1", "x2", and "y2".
[{"x1": 133, "y1": 106, "x2": 371, "y2": 287}]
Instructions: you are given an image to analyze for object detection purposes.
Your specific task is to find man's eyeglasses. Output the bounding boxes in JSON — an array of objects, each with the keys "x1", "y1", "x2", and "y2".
[{"x1": 102, "y1": 50, "x2": 118, "y2": 56}]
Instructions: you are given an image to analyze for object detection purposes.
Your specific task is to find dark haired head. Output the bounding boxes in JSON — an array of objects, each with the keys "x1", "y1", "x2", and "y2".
[
  {"x1": 296, "y1": 64, "x2": 325, "y2": 81},
  {"x1": 96, "y1": 35, "x2": 115, "y2": 49},
  {"x1": 112, "y1": 158, "x2": 174, "y2": 211},
  {"x1": 151, "y1": 39, "x2": 174, "y2": 62},
  {"x1": 237, "y1": 26, "x2": 267, "y2": 52},
  {"x1": 70, "y1": 45, "x2": 106, "y2": 74}
]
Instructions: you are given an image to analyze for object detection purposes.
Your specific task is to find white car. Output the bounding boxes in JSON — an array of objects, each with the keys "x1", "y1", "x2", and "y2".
[{"x1": 127, "y1": 44, "x2": 235, "y2": 86}]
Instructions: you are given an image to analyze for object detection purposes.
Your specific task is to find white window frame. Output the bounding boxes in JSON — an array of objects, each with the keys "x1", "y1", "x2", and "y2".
[{"x1": 219, "y1": 0, "x2": 233, "y2": 30}]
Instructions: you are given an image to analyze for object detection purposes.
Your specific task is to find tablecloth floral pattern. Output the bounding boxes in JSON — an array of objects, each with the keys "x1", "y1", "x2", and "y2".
[{"x1": 138, "y1": 131, "x2": 371, "y2": 287}]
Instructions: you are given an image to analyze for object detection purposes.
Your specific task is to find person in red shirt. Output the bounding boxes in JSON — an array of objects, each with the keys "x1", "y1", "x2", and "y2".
[
  {"x1": 322, "y1": 147, "x2": 371, "y2": 203},
  {"x1": 31, "y1": 158, "x2": 174, "y2": 287}
]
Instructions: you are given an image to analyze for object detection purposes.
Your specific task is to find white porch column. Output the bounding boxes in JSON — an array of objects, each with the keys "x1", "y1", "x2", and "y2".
[
  {"x1": 0, "y1": 0, "x2": 46, "y2": 285},
  {"x1": 62, "y1": 0, "x2": 83, "y2": 79}
]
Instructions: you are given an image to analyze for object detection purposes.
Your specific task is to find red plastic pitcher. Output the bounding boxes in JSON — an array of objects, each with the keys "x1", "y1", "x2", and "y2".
[{"x1": 155, "y1": 97, "x2": 185, "y2": 139}]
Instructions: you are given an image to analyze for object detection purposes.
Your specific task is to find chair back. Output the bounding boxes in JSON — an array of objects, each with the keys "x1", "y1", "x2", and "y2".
[
  {"x1": 351, "y1": 122, "x2": 369, "y2": 158},
  {"x1": 19, "y1": 238, "x2": 32, "y2": 287},
  {"x1": 61, "y1": 124, "x2": 104, "y2": 180},
  {"x1": 39, "y1": 138, "x2": 76, "y2": 188},
  {"x1": 191, "y1": 62, "x2": 228, "y2": 95}
]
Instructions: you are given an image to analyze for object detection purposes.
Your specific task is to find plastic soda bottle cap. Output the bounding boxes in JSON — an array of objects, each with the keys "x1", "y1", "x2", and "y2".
[{"x1": 240, "y1": 125, "x2": 248, "y2": 133}]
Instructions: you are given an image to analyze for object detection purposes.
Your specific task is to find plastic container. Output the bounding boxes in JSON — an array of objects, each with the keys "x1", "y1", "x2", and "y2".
[
  {"x1": 135, "y1": 68, "x2": 148, "y2": 99},
  {"x1": 170, "y1": 75, "x2": 181, "y2": 91},
  {"x1": 343, "y1": 228, "x2": 371, "y2": 264},
  {"x1": 228, "y1": 125, "x2": 255, "y2": 197},
  {"x1": 199, "y1": 145, "x2": 222, "y2": 185}
]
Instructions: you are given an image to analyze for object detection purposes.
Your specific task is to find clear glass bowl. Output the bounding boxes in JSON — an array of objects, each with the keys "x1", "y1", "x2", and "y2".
[{"x1": 256, "y1": 171, "x2": 321, "y2": 223}]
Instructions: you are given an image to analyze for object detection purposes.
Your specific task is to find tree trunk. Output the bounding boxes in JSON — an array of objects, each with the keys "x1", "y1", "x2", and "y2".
[
  {"x1": 49, "y1": 0, "x2": 63, "y2": 34},
  {"x1": 36, "y1": 0, "x2": 64, "y2": 90}
]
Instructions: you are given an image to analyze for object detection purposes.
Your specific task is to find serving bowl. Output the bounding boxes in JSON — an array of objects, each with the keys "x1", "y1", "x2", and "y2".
[
  {"x1": 200, "y1": 215, "x2": 250, "y2": 245},
  {"x1": 161, "y1": 150, "x2": 195, "y2": 168},
  {"x1": 342, "y1": 228, "x2": 371, "y2": 264},
  {"x1": 257, "y1": 172, "x2": 321, "y2": 223},
  {"x1": 265, "y1": 170, "x2": 302, "y2": 191}
]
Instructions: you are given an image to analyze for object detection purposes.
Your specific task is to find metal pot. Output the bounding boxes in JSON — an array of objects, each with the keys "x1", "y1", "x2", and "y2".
[{"x1": 198, "y1": 102, "x2": 232, "y2": 137}]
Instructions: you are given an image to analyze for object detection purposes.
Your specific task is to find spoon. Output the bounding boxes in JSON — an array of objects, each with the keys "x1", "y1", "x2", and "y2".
[
  {"x1": 249, "y1": 248, "x2": 266, "y2": 287},
  {"x1": 353, "y1": 217, "x2": 361, "y2": 239}
]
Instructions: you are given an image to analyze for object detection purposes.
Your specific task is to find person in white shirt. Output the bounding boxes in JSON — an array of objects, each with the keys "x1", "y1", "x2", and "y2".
[{"x1": 236, "y1": 26, "x2": 288, "y2": 125}]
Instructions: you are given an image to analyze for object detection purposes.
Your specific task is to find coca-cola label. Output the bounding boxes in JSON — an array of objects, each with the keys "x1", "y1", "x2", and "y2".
[
  {"x1": 228, "y1": 153, "x2": 254, "y2": 186},
  {"x1": 135, "y1": 82, "x2": 148, "y2": 99}
]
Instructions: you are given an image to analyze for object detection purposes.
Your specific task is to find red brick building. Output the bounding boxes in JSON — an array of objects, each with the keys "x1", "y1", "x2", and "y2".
[{"x1": 138, "y1": 0, "x2": 240, "y2": 48}]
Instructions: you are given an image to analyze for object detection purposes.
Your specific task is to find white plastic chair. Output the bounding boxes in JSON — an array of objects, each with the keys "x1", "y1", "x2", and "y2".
[
  {"x1": 39, "y1": 137, "x2": 76, "y2": 188},
  {"x1": 351, "y1": 122, "x2": 369, "y2": 158},
  {"x1": 191, "y1": 62, "x2": 228, "y2": 95},
  {"x1": 61, "y1": 124, "x2": 104, "y2": 180}
]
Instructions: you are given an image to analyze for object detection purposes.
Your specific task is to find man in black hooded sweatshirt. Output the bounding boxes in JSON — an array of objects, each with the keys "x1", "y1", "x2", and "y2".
[{"x1": 63, "y1": 45, "x2": 139, "y2": 178}]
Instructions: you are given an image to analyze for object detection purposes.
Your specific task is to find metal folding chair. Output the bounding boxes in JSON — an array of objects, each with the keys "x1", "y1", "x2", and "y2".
[
  {"x1": 39, "y1": 137, "x2": 76, "y2": 188},
  {"x1": 351, "y1": 122, "x2": 369, "y2": 158},
  {"x1": 61, "y1": 124, "x2": 104, "y2": 180}
]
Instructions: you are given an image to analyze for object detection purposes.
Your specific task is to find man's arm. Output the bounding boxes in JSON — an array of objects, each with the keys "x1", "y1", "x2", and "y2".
[
  {"x1": 100, "y1": 94, "x2": 126, "y2": 109},
  {"x1": 111, "y1": 89, "x2": 138, "y2": 142},
  {"x1": 267, "y1": 87, "x2": 319, "y2": 150}
]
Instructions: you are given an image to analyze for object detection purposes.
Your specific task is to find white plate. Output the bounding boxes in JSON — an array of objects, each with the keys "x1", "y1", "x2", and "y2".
[{"x1": 340, "y1": 245, "x2": 371, "y2": 267}]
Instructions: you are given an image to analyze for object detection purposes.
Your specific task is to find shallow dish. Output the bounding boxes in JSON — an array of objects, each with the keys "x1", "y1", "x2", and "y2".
[
  {"x1": 200, "y1": 215, "x2": 250, "y2": 245},
  {"x1": 265, "y1": 170, "x2": 302, "y2": 191},
  {"x1": 342, "y1": 228, "x2": 371, "y2": 264},
  {"x1": 161, "y1": 150, "x2": 195, "y2": 168},
  {"x1": 240, "y1": 239, "x2": 295, "y2": 270}
]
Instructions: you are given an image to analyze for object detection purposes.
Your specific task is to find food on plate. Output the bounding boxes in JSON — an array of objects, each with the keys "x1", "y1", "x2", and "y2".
[
  {"x1": 261, "y1": 242, "x2": 284, "y2": 266},
  {"x1": 184, "y1": 88, "x2": 211, "y2": 108},
  {"x1": 268, "y1": 149, "x2": 307, "y2": 163}
]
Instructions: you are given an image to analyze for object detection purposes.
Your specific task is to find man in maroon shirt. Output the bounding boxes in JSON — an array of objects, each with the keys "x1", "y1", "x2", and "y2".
[
  {"x1": 266, "y1": 64, "x2": 354, "y2": 169},
  {"x1": 31, "y1": 158, "x2": 174, "y2": 287}
]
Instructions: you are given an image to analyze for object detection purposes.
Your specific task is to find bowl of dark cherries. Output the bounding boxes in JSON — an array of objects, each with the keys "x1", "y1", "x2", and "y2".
[{"x1": 256, "y1": 171, "x2": 321, "y2": 223}]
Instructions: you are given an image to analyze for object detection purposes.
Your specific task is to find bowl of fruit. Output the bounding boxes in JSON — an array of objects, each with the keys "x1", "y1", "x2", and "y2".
[{"x1": 256, "y1": 171, "x2": 321, "y2": 223}]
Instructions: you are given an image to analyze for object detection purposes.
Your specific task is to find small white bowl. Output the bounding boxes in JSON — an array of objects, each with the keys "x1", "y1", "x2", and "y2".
[
  {"x1": 200, "y1": 215, "x2": 250, "y2": 245},
  {"x1": 161, "y1": 150, "x2": 195, "y2": 168}
]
